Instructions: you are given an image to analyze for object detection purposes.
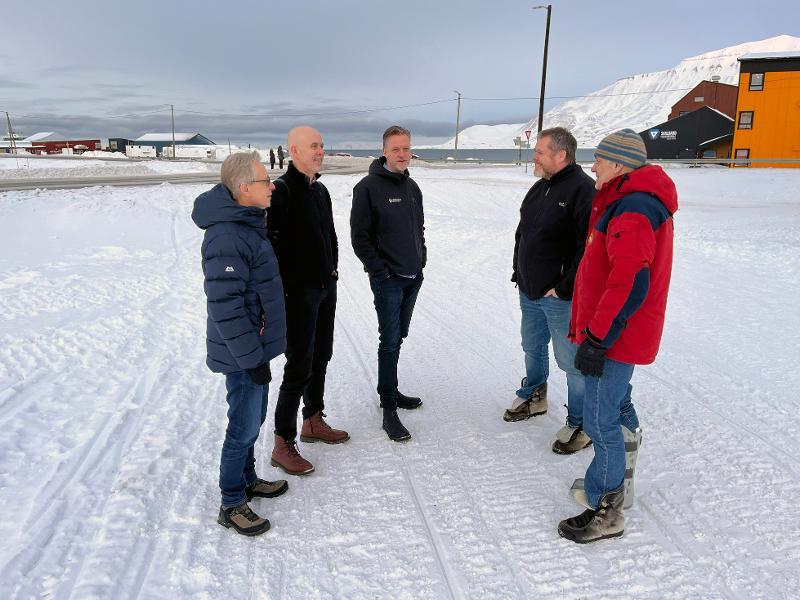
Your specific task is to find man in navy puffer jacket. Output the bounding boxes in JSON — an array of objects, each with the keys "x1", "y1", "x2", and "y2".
[{"x1": 192, "y1": 152, "x2": 287, "y2": 537}]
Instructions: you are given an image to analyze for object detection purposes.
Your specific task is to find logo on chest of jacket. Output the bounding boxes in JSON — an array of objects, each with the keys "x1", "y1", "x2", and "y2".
[
  {"x1": 388, "y1": 198, "x2": 402, "y2": 203},
  {"x1": 558, "y1": 201, "x2": 566, "y2": 207},
  {"x1": 225, "y1": 266, "x2": 235, "y2": 272}
]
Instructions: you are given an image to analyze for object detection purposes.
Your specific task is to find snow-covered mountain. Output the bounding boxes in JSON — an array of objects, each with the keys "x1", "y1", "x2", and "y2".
[{"x1": 431, "y1": 35, "x2": 800, "y2": 148}]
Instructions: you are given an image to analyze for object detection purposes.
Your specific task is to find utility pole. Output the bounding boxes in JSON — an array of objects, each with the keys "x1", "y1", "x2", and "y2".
[
  {"x1": 453, "y1": 90, "x2": 462, "y2": 161},
  {"x1": 5, "y1": 111, "x2": 18, "y2": 154},
  {"x1": 170, "y1": 104, "x2": 176, "y2": 160},
  {"x1": 532, "y1": 5, "x2": 552, "y2": 133}
]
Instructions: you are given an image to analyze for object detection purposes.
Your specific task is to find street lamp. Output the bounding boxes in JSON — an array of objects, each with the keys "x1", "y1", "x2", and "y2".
[
  {"x1": 532, "y1": 5, "x2": 552, "y2": 133},
  {"x1": 453, "y1": 90, "x2": 462, "y2": 161}
]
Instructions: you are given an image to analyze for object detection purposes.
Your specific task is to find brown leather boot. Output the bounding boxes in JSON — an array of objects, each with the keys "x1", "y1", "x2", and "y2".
[
  {"x1": 271, "y1": 434, "x2": 315, "y2": 476},
  {"x1": 300, "y1": 411, "x2": 350, "y2": 444}
]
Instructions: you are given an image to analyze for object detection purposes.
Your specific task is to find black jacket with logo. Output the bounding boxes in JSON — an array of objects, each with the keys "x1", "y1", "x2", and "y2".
[
  {"x1": 513, "y1": 162, "x2": 594, "y2": 300},
  {"x1": 267, "y1": 162, "x2": 338, "y2": 289},
  {"x1": 351, "y1": 157, "x2": 427, "y2": 279}
]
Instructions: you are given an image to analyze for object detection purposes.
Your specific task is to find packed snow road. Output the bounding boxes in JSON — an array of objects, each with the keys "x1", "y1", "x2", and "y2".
[{"x1": 0, "y1": 166, "x2": 798, "y2": 599}]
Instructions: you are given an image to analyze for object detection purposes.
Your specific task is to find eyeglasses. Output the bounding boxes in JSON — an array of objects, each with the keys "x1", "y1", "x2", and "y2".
[{"x1": 248, "y1": 178, "x2": 271, "y2": 185}]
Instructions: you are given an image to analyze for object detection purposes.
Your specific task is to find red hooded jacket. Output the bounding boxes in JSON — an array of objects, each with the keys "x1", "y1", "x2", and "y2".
[{"x1": 570, "y1": 164, "x2": 678, "y2": 365}]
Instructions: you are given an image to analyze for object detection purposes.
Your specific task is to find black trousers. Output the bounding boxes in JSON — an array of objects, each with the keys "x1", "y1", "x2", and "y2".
[{"x1": 274, "y1": 283, "x2": 336, "y2": 439}]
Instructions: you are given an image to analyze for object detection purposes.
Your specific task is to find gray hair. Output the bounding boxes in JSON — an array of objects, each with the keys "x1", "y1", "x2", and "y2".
[
  {"x1": 539, "y1": 126, "x2": 577, "y2": 164},
  {"x1": 221, "y1": 151, "x2": 262, "y2": 197},
  {"x1": 382, "y1": 125, "x2": 411, "y2": 148}
]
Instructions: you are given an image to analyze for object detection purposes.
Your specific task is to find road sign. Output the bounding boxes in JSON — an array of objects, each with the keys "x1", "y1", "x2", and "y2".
[{"x1": 524, "y1": 129, "x2": 532, "y2": 141}]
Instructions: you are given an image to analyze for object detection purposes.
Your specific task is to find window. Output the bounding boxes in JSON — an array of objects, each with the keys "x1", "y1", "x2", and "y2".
[
  {"x1": 749, "y1": 73, "x2": 764, "y2": 91},
  {"x1": 738, "y1": 111, "x2": 754, "y2": 129},
  {"x1": 734, "y1": 148, "x2": 751, "y2": 166},
  {"x1": 694, "y1": 96, "x2": 705, "y2": 102}
]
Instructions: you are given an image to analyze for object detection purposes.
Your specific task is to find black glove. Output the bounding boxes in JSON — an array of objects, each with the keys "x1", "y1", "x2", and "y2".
[
  {"x1": 574, "y1": 333, "x2": 606, "y2": 377},
  {"x1": 248, "y1": 363, "x2": 272, "y2": 385}
]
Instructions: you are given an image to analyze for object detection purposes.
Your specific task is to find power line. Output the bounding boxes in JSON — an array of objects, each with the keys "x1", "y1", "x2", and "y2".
[{"x1": 173, "y1": 98, "x2": 456, "y2": 118}]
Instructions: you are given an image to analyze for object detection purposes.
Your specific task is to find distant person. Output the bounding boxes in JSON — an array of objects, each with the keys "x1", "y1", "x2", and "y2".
[
  {"x1": 267, "y1": 126, "x2": 348, "y2": 476},
  {"x1": 558, "y1": 129, "x2": 677, "y2": 543},
  {"x1": 277, "y1": 145, "x2": 285, "y2": 169},
  {"x1": 269, "y1": 147, "x2": 276, "y2": 170},
  {"x1": 351, "y1": 125, "x2": 426, "y2": 441},
  {"x1": 506, "y1": 127, "x2": 594, "y2": 456},
  {"x1": 191, "y1": 151, "x2": 288, "y2": 537}
]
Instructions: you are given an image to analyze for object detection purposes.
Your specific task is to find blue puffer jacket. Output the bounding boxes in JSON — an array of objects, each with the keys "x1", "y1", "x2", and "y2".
[{"x1": 192, "y1": 184, "x2": 286, "y2": 373}]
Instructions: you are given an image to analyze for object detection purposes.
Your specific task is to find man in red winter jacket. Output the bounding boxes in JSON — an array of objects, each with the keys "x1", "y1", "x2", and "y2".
[{"x1": 557, "y1": 129, "x2": 678, "y2": 544}]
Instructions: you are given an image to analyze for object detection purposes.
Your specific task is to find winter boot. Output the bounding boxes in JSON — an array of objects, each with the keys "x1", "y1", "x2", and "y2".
[
  {"x1": 551, "y1": 423, "x2": 592, "y2": 455},
  {"x1": 217, "y1": 501, "x2": 271, "y2": 536},
  {"x1": 396, "y1": 391, "x2": 423, "y2": 410},
  {"x1": 382, "y1": 408, "x2": 411, "y2": 442},
  {"x1": 558, "y1": 486, "x2": 625, "y2": 544},
  {"x1": 300, "y1": 411, "x2": 350, "y2": 444},
  {"x1": 245, "y1": 478, "x2": 288, "y2": 500},
  {"x1": 622, "y1": 425, "x2": 642, "y2": 509},
  {"x1": 503, "y1": 380, "x2": 547, "y2": 422},
  {"x1": 270, "y1": 434, "x2": 315, "y2": 476}
]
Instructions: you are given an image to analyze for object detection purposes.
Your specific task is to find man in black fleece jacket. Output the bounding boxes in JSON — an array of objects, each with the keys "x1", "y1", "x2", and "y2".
[
  {"x1": 507, "y1": 127, "x2": 595, "y2": 455},
  {"x1": 267, "y1": 126, "x2": 349, "y2": 477},
  {"x1": 351, "y1": 125, "x2": 427, "y2": 442}
]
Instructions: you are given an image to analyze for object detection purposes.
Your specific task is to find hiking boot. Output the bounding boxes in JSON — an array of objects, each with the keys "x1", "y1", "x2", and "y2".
[
  {"x1": 503, "y1": 380, "x2": 547, "y2": 422},
  {"x1": 217, "y1": 502, "x2": 271, "y2": 536},
  {"x1": 396, "y1": 391, "x2": 423, "y2": 410},
  {"x1": 622, "y1": 425, "x2": 642, "y2": 509},
  {"x1": 558, "y1": 486, "x2": 625, "y2": 544},
  {"x1": 300, "y1": 411, "x2": 350, "y2": 444},
  {"x1": 270, "y1": 434, "x2": 315, "y2": 476},
  {"x1": 245, "y1": 478, "x2": 288, "y2": 500},
  {"x1": 382, "y1": 408, "x2": 411, "y2": 442},
  {"x1": 552, "y1": 424, "x2": 592, "y2": 455}
]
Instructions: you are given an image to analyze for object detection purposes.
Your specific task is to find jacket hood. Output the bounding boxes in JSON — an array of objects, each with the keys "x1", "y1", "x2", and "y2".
[
  {"x1": 191, "y1": 183, "x2": 266, "y2": 230},
  {"x1": 599, "y1": 164, "x2": 679, "y2": 215},
  {"x1": 368, "y1": 157, "x2": 409, "y2": 182}
]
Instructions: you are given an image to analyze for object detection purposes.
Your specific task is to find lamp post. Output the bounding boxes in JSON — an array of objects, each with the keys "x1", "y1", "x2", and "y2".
[
  {"x1": 532, "y1": 5, "x2": 552, "y2": 133},
  {"x1": 453, "y1": 90, "x2": 462, "y2": 161}
]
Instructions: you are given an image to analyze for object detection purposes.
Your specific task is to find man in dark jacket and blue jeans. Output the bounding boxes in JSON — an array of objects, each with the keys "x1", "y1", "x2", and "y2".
[
  {"x1": 267, "y1": 126, "x2": 349, "y2": 477},
  {"x1": 351, "y1": 125, "x2": 426, "y2": 441},
  {"x1": 507, "y1": 127, "x2": 595, "y2": 455},
  {"x1": 192, "y1": 152, "x2": 288, "y2": 537}
]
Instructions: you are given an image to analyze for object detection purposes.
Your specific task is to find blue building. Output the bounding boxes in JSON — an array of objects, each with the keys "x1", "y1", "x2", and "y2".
[{"x1": 132, "y1": 132, "x2": 215, "y2": 156}]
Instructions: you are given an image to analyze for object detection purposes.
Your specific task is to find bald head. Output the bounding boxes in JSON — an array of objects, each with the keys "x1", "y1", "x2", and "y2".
[{"x1": 287, "y1": 126, "x2": 324, "y2": 178}]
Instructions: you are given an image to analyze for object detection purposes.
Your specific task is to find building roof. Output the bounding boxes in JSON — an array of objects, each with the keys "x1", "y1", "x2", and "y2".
[
  {"x1": 739, "y1": 51, "x2": 800, "y2": 61},
  {"x1": 135, "y1": 133, "x2": 205, "y2": 142},
  {"x1": 24, "y1": 132, "x2": 65, "y2": 142}
]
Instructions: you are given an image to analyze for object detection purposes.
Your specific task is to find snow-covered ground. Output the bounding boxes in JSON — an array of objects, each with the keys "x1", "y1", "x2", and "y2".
[
  {"x1": 0, "y1": 156, "x2": 218, "y2": 179},
  {"x1": 0, "y1": 164, "x2": 798, "y2": 599}
]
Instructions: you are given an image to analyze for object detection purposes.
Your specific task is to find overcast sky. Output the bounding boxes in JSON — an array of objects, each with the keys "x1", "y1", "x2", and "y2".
[{"x1": 2, "y1": 0, "x2": 797, "y2": 147}]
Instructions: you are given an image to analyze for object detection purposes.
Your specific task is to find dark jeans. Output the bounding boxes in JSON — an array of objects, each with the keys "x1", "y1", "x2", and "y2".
[
  {"x1": 220, "y1": 371, "x2": 268, "y2": 508},
  {"x1": 369, "y1": 274, "x2": 423, "y2": 404},
  {"x1": 274, "y1": 283, "x2": 336, "y2": 439}
]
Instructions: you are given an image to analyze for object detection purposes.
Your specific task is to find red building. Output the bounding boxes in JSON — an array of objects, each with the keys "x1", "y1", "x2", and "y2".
[
  {"x1": 25, "y1": 132, "x2": 101, "y2": 155},
  {"x1": 668, "y1": 80, "x2": 738, "y2": 120}
]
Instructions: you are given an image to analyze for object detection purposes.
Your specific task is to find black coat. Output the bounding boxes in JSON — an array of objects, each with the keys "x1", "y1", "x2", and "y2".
[
  {"x1": 351, "y1": 157, "x2": 426, "y2": 279},
  {"x1": 267, "y1": 162, "x2": 338, "y2": 289},
  {"x1": 513, "y1": 163, "x2": 594, "y2": 300}
]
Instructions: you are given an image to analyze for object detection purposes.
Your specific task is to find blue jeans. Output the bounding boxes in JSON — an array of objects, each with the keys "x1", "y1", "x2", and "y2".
[
  {"x1": 369, "y1": 274, "x2": 423, "y2": 400},
  {"x1": 220, "y1": 371, "x2": 269, "y2": 508},
  {"x1": 582, "y1": 358, "x2": 640, "y2": 508},
  {"x1": 517, "y1": 292, "x2": 585, "y2": 427}
]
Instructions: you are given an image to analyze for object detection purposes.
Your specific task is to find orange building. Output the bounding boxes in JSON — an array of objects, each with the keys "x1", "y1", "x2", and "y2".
[{"x1": 732, "y1": 52, "x2": 800, "y2": 168}]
